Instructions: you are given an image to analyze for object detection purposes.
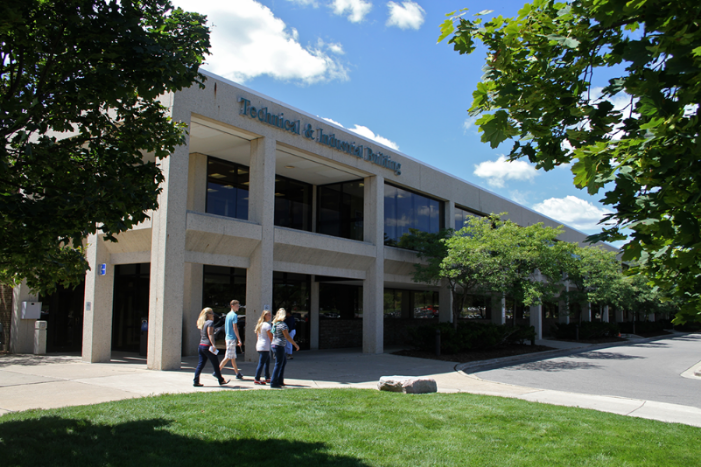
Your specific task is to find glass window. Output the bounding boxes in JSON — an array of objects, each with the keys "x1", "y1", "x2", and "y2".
[
  {"x1": 317, "y1": 180, "x2": 364, "y2": 241},
  {"x1": 384, "y1": 183, "x2": 444, "y2": 246},
  {"x1": 454, "y1": 206, "x2": 481, "y2": 231},
  {"x1": 206, "y1": 157, "x2": 249, "y2": 220},
  {"x1": 274, "y1": 175, "x2": 312, "y2": 231},
  {"x1": 383, "y1": 288, "x2": 438, "y2": 319},
  {"x1": 202, "y1": 265, "x2": 246, "y2": 317}
]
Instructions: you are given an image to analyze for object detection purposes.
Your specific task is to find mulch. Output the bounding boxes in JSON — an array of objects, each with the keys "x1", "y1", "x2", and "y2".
[{"x1": 391, "y1": 344, "x2": 556, "y2": 364}]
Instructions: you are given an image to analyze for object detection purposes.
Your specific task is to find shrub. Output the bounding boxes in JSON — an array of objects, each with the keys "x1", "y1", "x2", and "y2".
[
  {"x1": 618, "y1": 320, "x2": 667, "y2": 335},
  {"x1": 409, "y1": 322, "x2": 536, "y2": 354},
  {"x1": 550, "y1": 321, "x2": 620, "y2": 340}
]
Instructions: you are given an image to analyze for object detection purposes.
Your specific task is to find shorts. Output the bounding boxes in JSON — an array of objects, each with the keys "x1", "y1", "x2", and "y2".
[{"x1": 225, "y1": 339, "x2": 237, "y2": 359}]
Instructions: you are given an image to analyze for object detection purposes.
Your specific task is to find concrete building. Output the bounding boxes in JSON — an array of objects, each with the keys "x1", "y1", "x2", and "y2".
[{"x1": 5, "y1": 71, "x2": 618, "y2": 369}]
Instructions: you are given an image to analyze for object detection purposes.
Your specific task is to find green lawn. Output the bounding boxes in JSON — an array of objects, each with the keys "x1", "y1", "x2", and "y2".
[{"x1": 0, "y1": 389, "x2": 697, "y2": 466}]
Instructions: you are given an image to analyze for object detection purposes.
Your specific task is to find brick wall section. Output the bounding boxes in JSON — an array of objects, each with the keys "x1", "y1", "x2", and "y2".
[
  {"x1": 318, "y1": 318, "x2": 440, "y2": 349},
  {"x1": 0, "y1": 284, "x2": 13, "y2": 352}
]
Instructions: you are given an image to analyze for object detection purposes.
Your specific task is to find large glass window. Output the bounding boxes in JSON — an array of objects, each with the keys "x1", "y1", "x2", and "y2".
[
  {"x1": 317, "y1": 180, "x2": 364, "y2": 241},
  {"x1": 274, "y1": 175, "x2": 312, "y2": 231},
  {"x1": 384, "y1": 288, "x2": 439, "y2": 319},
  {"x1": 112, "y1": 263, "x2": 150, "y2": 352},
  {"x1": 206, "y1": 157, "x2": 249, "y2": 220},
  {"x1": 454, "y1": 205, "x2": 481, "y2": 231},
  {"x1": 202, "y1": 265, "x2": 246, "y2": 317},
  {"x1": 273, "y1": 271, "x2": 311, "y2": 350},
  {"x1": 384, "y1": 183, "x2": 443, "y2": 246}
]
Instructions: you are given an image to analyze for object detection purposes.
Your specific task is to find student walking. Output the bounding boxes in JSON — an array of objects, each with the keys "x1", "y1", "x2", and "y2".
[
  {"x1": 253, "y1": 308, "x2": 274, "y2": 385},
  {"x1": 270, "y1": 308, "x2": 299, "y2": 389},
  {"x1": 218, "y1": 300, "x2": 244, "y2": 379},
  {"x1": 193, "y1": 308, "x2": 230, "y2": 387}
]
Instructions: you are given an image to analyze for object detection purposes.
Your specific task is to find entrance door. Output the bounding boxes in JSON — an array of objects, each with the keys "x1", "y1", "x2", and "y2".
[
  {"x1": 40, "y1": 282, "x2": 85, "y2": 353},
  {"x1": 112, "y1": 263, "x2": 150, "y2": 352}
]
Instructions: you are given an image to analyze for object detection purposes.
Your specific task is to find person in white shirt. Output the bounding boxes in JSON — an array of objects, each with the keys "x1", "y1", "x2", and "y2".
[{"x1": 253, "y1": 308, "x2": 274, "y2": 385}]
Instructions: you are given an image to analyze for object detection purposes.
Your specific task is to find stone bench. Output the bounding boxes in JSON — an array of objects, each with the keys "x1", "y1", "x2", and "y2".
[{"x1": 378, "y1": 376, "x2": 437, "y2": 394}]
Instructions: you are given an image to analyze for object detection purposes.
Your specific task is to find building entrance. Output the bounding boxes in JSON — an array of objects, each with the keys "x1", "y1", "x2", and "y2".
[
  {"x1": 112, "y1": 263, "x2": 150, "y2": 352},
  {"x1": 40, "y1": 282, "x2": 85, "y2": 353}
]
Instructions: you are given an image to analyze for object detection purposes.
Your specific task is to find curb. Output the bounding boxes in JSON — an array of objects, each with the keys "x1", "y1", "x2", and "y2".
[{"x1": 455, "y1": 332, "x2": 686, "y2": 374}]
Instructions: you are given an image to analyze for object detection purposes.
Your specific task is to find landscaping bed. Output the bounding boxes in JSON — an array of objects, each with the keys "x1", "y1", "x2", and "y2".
[{"x1": 392, "y1": 343, "x2": 555, "y2": 363}]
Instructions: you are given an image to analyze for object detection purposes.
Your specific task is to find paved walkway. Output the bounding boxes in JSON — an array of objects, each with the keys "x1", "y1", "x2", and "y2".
[{"x1": 1, "y1": 336, "x2": 700, "y2": 428}]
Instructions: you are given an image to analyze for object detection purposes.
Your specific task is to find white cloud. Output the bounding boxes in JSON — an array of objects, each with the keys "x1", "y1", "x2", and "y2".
[
  {"x1": 473, "y1": 155, "x2": 538, "y2": 188},
  {"x1": 532, "y1": 196, "x2": 612, "y2": 231},
  {"x1": 287, "y1": 0, "x2": 320, "y2": 6},
  {"x1": 386, "y1": 1, "x2": 425, "y2": 29},
  {"x1": 463, "y1": 116, "x2": 477, "y2": 133},
  {"x1": 172, "y1": 0, "x2": 348, "y2": 84},
  {"x1": 320, "y1": 118, "x2": 400, "y2": 150},
  {"x1": 349, "y1": 124, "x2": 399, "y2": 150},
  {"x1": 330, "y1": 0, "x2": 373, "y2": 22}
]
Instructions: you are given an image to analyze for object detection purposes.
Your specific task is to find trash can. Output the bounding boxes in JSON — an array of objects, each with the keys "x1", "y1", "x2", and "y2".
[
  {"x1": 34, "y1": 320, "x2": 47, "y2": 355},
  {"x1": 139, "y1": 318, "x2": 148, "y2": 356}
]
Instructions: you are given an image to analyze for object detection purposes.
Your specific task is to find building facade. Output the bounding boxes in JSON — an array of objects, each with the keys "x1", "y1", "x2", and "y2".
[{"x1": 8, "y1": 71, "x2": 616, "y2": 369}]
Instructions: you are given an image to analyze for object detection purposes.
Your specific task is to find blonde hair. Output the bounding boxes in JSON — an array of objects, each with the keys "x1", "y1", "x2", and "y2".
[
  {"x1": 272, "y1": 308, "x2": 287, "y2": 324},
  {"x1": 197, "y1": 307, "x2": 213, "y2": 330},
  {"x1": 254, "y1": 309, "x2": 271, "y2": 335}
]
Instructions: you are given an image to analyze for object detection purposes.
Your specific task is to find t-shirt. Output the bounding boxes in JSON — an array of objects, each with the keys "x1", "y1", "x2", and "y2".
[
  {"x1": 200, "y1": 320, "x2": 214, "y2": 346},
  {"x1": 225, "y1": 310, "x2": 238, "y2": 341},
  {"x1": 284, "y1": 314, "x2": 296, "y2": 332},
  {"x1": 271, "y1": 321, "x2": 288, "y2": 347},
  {"x1": 256, "y1": 322, "x2": 272, "y2": 352}
]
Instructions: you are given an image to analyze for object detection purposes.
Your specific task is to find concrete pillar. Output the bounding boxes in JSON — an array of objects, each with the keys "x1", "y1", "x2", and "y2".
[
  {"x1": 439, "y1": 279, "x2": 452, "y2": 323},
  {"x1": 529, "y1": 304, "x2": 542, "y2": 340},
  {"x1": 10, "y1": 281, "x2": 39, "y2": 354},
  {"x1": 446, "y1": 200, "x2": 456, "y2": 231},
  {"x1": 581, "y1": 302, "x2": 591, "y2": 322},
  {"x1": 310, "y1": 278, "x2": 319, "y2": 350},
  {"x1": 182, "y1": 263, "x2": 203, "y2": 356},
  {"x1": 82, "y1": 234, "x2": 114, "y2": 363},
  {"x1": 491, "y1": 293, "x2": 506, "y2": 325},
  {"x1": 648, "y1": 313, "x2": 655, "y2": 322},
  {"x1": 244, "y1": 136, "x2": 276, "y2": 362},
  {"x1": 362, "y1": 174, "x2": 384, "y2": 354},
  {"x1": 186, "y1": 152, "x2": 207, "y2": 212},
  {"x1": 147, "y1": 121, "x2": 190, "y2": 370},
  {"x1": 602, "y1": 305, "x2": 609, "y2": 323}
]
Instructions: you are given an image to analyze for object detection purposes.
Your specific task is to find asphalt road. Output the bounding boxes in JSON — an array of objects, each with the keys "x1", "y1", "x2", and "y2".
[{"x1": 473, "y1": 333, "x2": 701, "y2": 409}]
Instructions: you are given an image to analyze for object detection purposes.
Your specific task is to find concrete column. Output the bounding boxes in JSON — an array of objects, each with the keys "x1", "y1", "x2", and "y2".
[
  {"x1": 10, "y1": 281, "x2": 39, "y2": 354},
  {"x1": 244, "y1": 136, "x2": 276, "y2": 362},
  {"x1": 82, "y1": 234, "x2": 114, "y2": 363},
  {"x1": 362, "y1": 174, "x2": 384, "y2": 354},
  {"x1": 581, "y1": 303, "x2": 591, "y2": 322},
  {"x1": 147, "y1": 124, "x2": 190, "y2": 370},
  {"x1": 445, "y1": 200, "x2": 456, "y2": 231},
  {"x1": 182, "y1": 263, "x2": 203, "y2": 356},
  {"x1": 529, "y1": 304, "x2": 542, "y2": 340},
  {"x1": 439, "y1": 279, "x2": 452, "y2": 323},
  {"x1": 310, "y1": 278, "x2": 319, "y2": 350},
  {"x1": 186, "y1": 152, "x2": 207, "y2": 212},
  {"x1": 491, "y1": 293, "x2": 506, "y2": 325},
  {"x1": 648, "y1": 313, "x2": 655, "y2": 322}
]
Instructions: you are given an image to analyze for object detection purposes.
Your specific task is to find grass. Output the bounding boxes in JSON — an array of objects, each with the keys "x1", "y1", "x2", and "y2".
[{"x1": 0, "y1": 389, "x2": 698, "y2": 466}]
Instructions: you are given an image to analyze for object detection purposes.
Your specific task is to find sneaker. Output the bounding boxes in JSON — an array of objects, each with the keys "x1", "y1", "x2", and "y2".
[
  {"x1": 265, "y1": 378, "x2": 271, "y2": 383},
  {"x1": 193, "y1": 382, "x2": 203, "y2": 387},
  {"x1": 219, "y1": 379, "x2": 231, "y2": 386},
  {"x1": 254, "y1": 380, "x2": 266, "y2": 385},
  {"x1": 236, "y1": 372, "x2": 244, "y2": 380}
]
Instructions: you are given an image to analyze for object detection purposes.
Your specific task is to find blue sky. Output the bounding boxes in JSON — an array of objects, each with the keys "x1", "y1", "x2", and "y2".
[{"x1": 172, "y1": 0, "x2": 617, "y2": 239}]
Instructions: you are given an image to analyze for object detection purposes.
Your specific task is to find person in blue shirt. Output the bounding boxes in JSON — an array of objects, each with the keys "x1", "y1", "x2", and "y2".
[{"x1": 218, "y1": 300, "x2": 244, "y2": 379}]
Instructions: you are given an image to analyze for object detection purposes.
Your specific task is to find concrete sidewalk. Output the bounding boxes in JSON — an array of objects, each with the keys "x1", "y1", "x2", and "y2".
[{"x1": 1, "y1": 341, "x2": 700, "y2": 428}]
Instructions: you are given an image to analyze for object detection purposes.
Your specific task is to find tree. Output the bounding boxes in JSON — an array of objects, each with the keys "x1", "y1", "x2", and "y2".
[
  {"x1": 439, "y1": 1, "x2": 701, "y2": 323},
  {"x1": 559, "y1": 244, "x2": 621, "y2": 321},
  {"x1": 400, "y1": 214, "x2": 567, "y2": 328},
  {"x1": 1, "y1": 0, "x2": 210, "y2": 293}
]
